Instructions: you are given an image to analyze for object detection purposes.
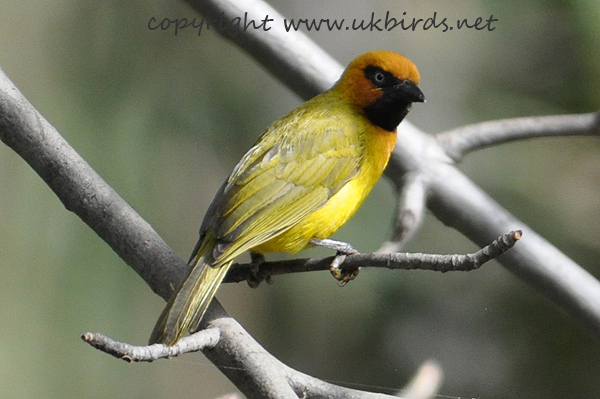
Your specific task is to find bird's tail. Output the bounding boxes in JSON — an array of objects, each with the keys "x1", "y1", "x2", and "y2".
[{"x1": 149, "y1": 256, "x2": 232, "y2": 345}]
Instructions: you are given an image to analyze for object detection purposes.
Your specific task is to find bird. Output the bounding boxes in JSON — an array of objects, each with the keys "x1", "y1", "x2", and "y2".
[{"x1": 149, "y1": 50, "x2": 425, "y2": 345}]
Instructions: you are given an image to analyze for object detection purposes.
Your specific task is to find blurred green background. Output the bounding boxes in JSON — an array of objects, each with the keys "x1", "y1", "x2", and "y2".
[{"x1": 1, "y1": 0, "x2": 600, "y2": 398}]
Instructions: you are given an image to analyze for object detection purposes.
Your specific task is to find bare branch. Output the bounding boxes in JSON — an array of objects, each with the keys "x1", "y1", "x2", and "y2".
[
  {"x1": 203, "y1": 307, "x2": 408, "y2": 399},
  {"x1": 224, "y1": 231, "x2": 522, "y2": 284},
  {"x1": 371, "y1": 108, "x2": 600, "y2": 338},
  {"x1": 436, "y1": 112, "x2": 600, "y2": 161},
  {"x1": 80, "y1": 231, "x2": 520, "y2": 363},
  {"x1": 81, "y1": 310, "x2": 415, "y2": 399},
  {"x1": 284, "y1": 366, "x2": 408, "y2": 399},
  {"x1": 387, "y1": 124, "x2": 600, "y2": 337},
  {"x1": 378, "y1": 172, "x2": 427, "y2": 254},
  {"x1": 81, "y1": 328, "x2": 220, "y2": 362}
]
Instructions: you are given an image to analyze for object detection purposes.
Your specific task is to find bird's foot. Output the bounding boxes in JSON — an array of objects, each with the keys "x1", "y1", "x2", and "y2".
[
  {"x1": 247, "y1": 252, "x2": 272, "y2": 287},
  {"x1": 310, "y1": 238, "x2": 360, "y2": 286}
]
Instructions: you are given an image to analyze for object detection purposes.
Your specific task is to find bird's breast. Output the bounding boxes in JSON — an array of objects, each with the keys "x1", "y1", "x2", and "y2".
[{"x1": 252, "y1": 124, "x2": 397, "y2": 254}]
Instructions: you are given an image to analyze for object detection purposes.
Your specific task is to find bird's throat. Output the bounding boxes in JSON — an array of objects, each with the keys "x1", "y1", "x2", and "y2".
[{"x1": 363, "y1": 99, "x2": 412, "y2": 132}]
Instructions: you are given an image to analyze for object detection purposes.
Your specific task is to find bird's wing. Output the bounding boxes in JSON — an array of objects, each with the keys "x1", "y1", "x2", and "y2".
[{"x1": 199, "y1": 109, "x2": 362, "y2": 265}]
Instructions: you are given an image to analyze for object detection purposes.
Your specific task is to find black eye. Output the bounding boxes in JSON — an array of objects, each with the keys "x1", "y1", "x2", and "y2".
[{"x1": 364, "y1": 65, "x2": 396, "y2": 88}]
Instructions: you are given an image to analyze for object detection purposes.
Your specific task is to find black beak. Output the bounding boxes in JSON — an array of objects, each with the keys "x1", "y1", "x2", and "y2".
[{"x1": 395, "y1": 79, "x2": 425, "y2": 103}]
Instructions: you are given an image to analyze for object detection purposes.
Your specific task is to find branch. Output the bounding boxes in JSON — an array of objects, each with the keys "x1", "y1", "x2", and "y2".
[
  {"x1": 386, "y1": 123, "x2": 600, "y2": 337},
  {"x1": 435, "y1": 112, "x2": 600, "y2": 161},
  {"x1": 82, "y1": 328, "x2": 220, "y2": 362},
  {"x1": 80, "y1": 231, "x2": 521, "y2": 362},
  {"x1": 83, "y1": 309, "x2": 426, "y2": 399},
  {"x1": 208, "y1": 313, "x2": 412, "y2": 399},
  {"x1": 224, "y1": 230, "x2": 521, "y2": 284}
]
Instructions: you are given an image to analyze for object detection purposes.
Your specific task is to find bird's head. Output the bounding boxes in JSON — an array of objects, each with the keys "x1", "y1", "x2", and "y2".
[{"x1": 336, "y1": 50, "x2": 425, "y2": 131}]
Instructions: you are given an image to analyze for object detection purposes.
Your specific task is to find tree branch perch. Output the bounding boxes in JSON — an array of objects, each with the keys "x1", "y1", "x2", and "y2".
[
  {"x1": 224, "y1": 230, "x2": 521, "y2": 284},
  {"x1": 81, "y1": 230, "x2": 520, "y2": 362},
  {"x1": 435, "y1": 112, "x2": 600, "y2": 161},
  {"x1": 82, "y1": 328, "x2": 221, "y2": 362}
]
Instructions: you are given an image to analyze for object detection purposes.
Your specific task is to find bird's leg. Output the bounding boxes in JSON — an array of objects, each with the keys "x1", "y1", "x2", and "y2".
[
  {"x1": 310, "y1": 238, "x2": 360, "y2": 286},
  {"x1": 248, "y1": 252, "x2": 272, "y2": 287}
]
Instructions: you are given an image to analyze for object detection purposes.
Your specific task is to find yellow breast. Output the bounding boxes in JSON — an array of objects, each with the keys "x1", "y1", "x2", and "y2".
[{"x1": 252, "y1": 122, "x2": 396, "y2": 254}]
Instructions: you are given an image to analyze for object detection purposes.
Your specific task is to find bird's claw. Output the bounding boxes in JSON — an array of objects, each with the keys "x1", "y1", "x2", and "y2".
[
  {"x1": 329, "y1": 253, "x2": 360, "y2": 287},
  {"x1": 309, "y1": 238, "x2": 361, "y2": 286},
  {"x1": 247, "y1": 252, "x2": 268, "y2": 288}
]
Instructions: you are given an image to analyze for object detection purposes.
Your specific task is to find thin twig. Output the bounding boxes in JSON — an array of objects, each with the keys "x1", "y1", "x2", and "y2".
[
  {"x1": 225, "y1": 230, "x2": 522, "y2": 284},
  {"x1": 436, "y1": 112, "x2": 600, "y2": 161},
  {"x1": 81, "y1": 328, "x2": 220, "y2": 362}
]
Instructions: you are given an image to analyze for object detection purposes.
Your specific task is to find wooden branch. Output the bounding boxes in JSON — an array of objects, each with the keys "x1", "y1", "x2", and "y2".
[
  {"x1": 82, "y1": 328, "x2": 220, "y2": 362},
  {"x1": 0, "y1": 66, "x2": 297, "y2": 399},
  {"x1": 435, "y1": 112, "x2": 600, "y2": 161},
  {"x1": 80, "y1": 231, "x2": 520, "y2": 362},
  {"x1": 386, "y1": 124, "x2": 600, "y2": 337},
  {"x1": 206, "y1": 313, "x2": 409, "y2": 399},
  {"x1": 224, "y1": 230, "x2": 521, "y2": 284}
]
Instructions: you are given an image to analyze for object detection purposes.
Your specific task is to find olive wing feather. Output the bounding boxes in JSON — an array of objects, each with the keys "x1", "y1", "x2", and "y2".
[{"x1": 199, "y1": 120, "x2": 362, "y2": 265}]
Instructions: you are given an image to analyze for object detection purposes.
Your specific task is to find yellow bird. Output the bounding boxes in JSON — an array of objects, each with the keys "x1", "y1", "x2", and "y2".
[{"x1": 150, "y1": 50, "x2": 424, "y2": 345}]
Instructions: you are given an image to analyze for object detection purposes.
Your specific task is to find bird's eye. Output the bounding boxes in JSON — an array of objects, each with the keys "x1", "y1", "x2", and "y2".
[{"x1": 364, "y1": 65, "x2": 395, "y2": 88}]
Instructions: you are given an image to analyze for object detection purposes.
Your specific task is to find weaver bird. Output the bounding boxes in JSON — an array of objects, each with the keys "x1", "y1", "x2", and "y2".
[{"x1": 150, "y1": 50, "x2": 425, "y2": 345}]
